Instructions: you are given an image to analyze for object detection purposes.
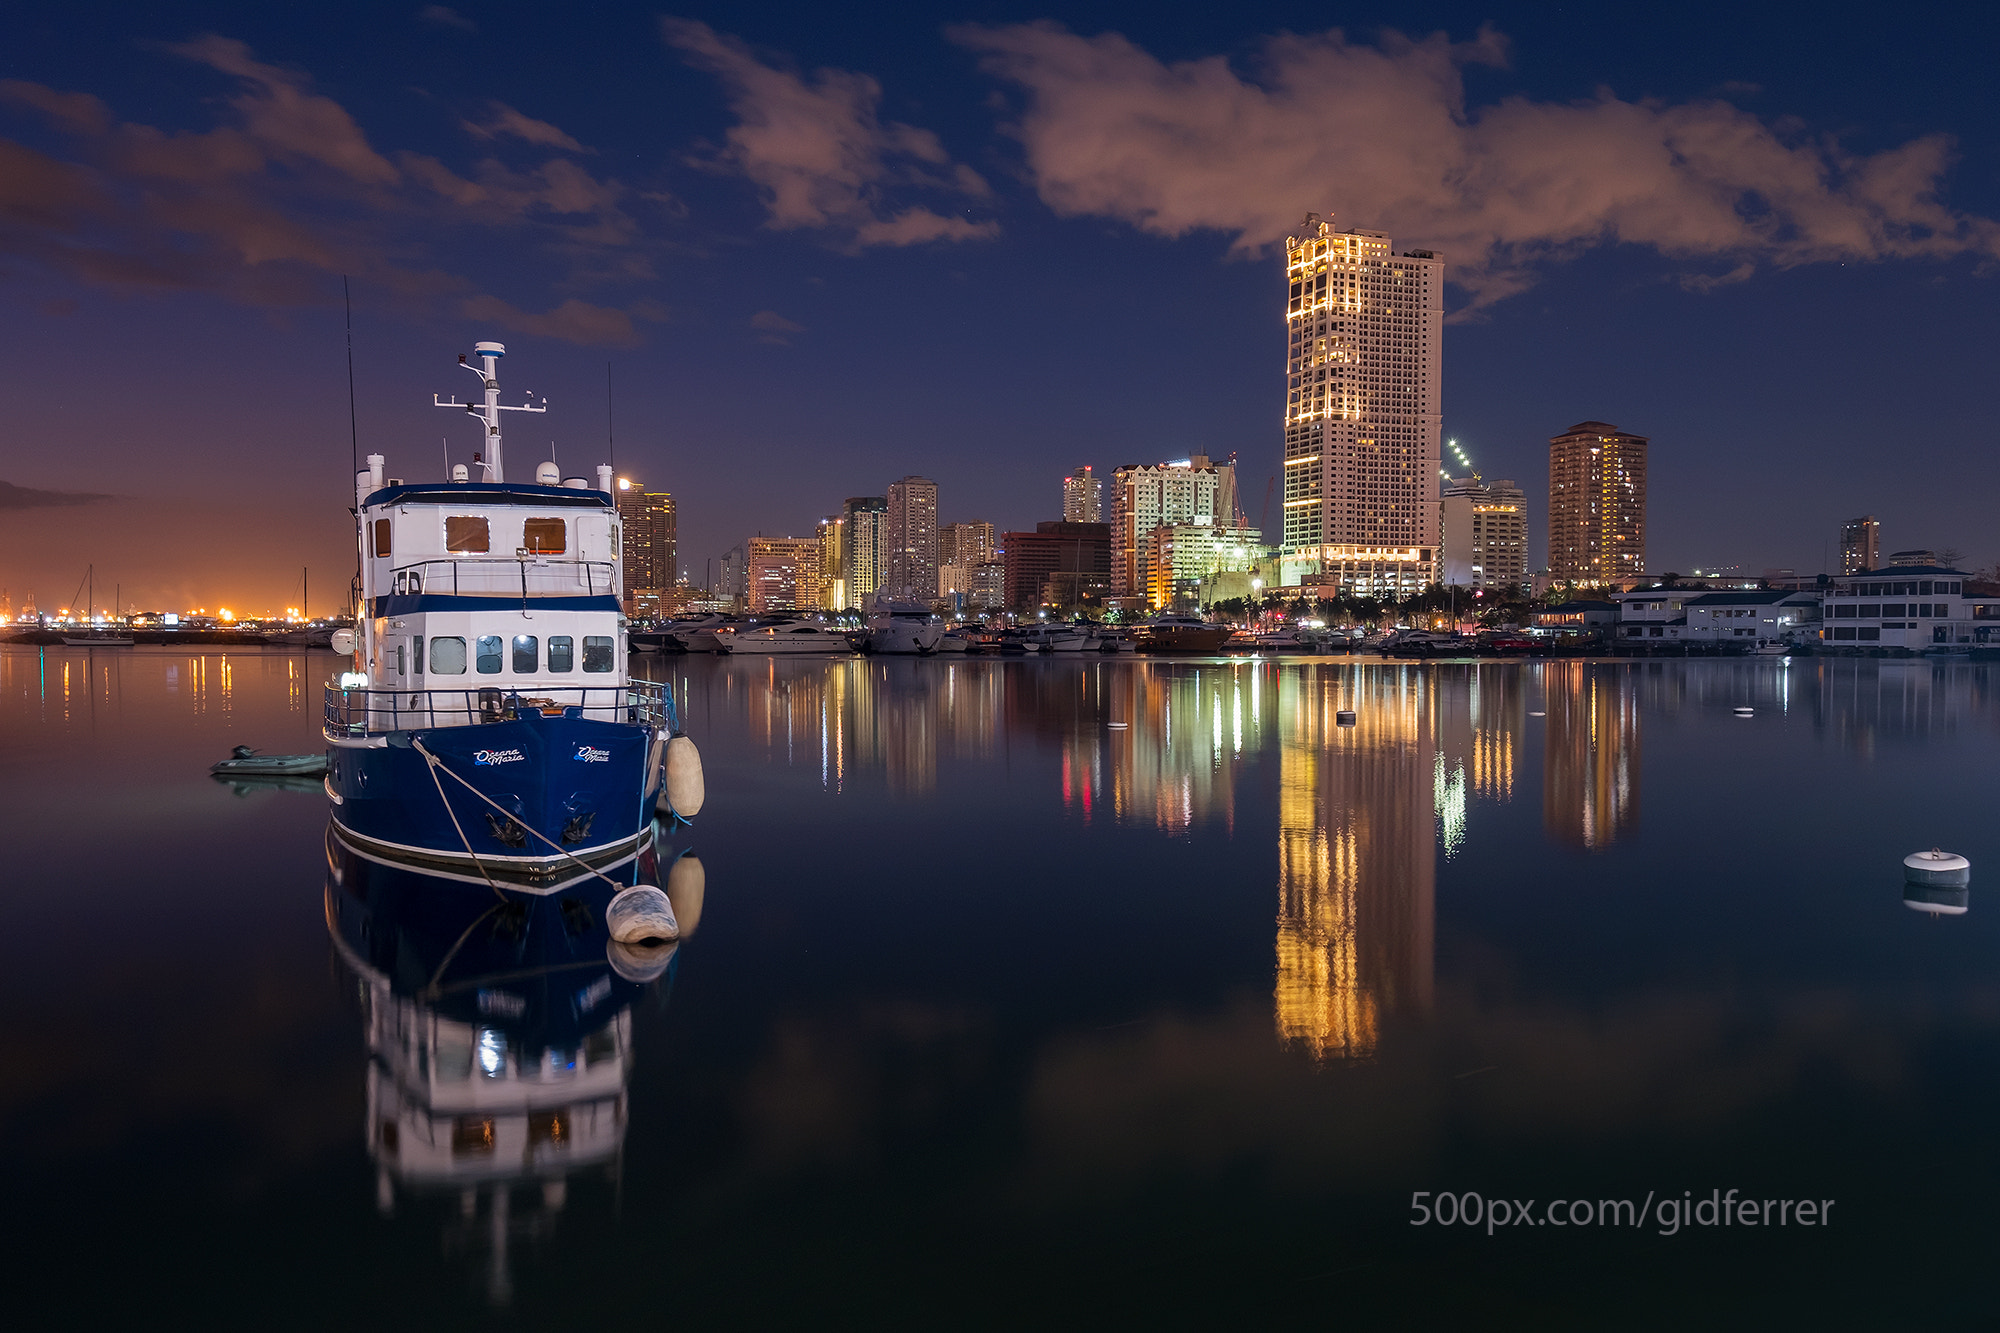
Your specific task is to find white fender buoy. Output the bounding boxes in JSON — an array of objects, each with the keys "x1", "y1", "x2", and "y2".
[
  {"x1": 1904, "y1": 883, "x2": 1969, "y2": 916},
  {"x1": 1905, "y1": 848, "x2": 1971, "y2": 888},
  {"x1": 663, "y1": 734, "x2": 705, "y2": 819},
  {"x1": 665, "y1": 851, "x2": 705, "y2": 938},
  {"x1": 1734, "y1": 706, "x2": 1754, "y2": 716},
  {"x1": 606, "y1": 884, "x2": 678, "y2": 944},
  {"x1": 646, "y1": 730, "x2": 668, "y2": 798},
  {"x1": 607, "y1": 938, "x2": 678, "y2": 983}
]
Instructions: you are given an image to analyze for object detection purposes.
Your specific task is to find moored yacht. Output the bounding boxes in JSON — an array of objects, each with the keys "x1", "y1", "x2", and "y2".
[
  {"x1": 864, "y1": 597, "x2": 944, "y2": 654},
  {"x1": 1136, "y1": 613, "x2": 1233, "y2": 653},
  {"x1": 323, "y1": 340, "x2": 688, "y2": 887},
  {"x1": 728, "y1": 621, "x2": 855, "y2": 654}
]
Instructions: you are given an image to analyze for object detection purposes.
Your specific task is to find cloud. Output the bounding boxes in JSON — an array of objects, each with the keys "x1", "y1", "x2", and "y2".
[
  {"x1": 0, "y1": 38, "x2": 655, "y2": 344},
  {"x1": 663, "y1": 17, "x2": 998, "y2": 248},
  {"x1": 459, "y1": 294, "x2": 651, "y2": 347},
  {"x1": 416, "y1": 5, "x2": 476, "y2": 33},
  {"x1": 749, "y1": 308, "x2": 804, "y2": 343},
  {"x1": 953, "y1": 22, "x2": 2000, "y2": 310},
  {"x1": 0, "y1": 480, "x2": 112, "y2": 509},
  {"x1": 462, "y1": 101, "x2": 590, "y2": 153}
]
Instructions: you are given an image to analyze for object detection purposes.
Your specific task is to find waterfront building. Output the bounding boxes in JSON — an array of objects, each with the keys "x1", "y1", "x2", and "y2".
[
  {"x1": 885, "y1": 476, "x2": 940, "y2": 603},
  {"x1": 1888, "y1": 548, "x2": 1940, "y2": 568},
  {"x1": 817, "y1": 514, "x2": 847, "y2": 611},
  {"x1": 1279, "y1": 213, "x2": 1444, "y2": 597},
  {"x1": 1548, "y1": 421, "x2": 1648, "y2": 585},
  {"x1": 1002, "y1": 521, "x2": 1112, "y2": 612},
  {"x1": 717, "y1": 543, "x2": 747, "y2": 610},
  {"x1": 938, "y1": 521, "x2": 997, "y2": 599},
  {"x1": 970, "y1": 561, "x2": 1005, "y2": 609},
  {"x1": 1531, "y1": 600, "x2": 1619, "y2": 633},
  {"x1": 1440, "y1": 476, "x2": 1528, "y2": 591},
  {"x1": 1840, "y1": 516, "x2": 1880, "y2": 576},
  {"x1": 1141, "y1": 522, "x2": 1263, "y2": 609},
  {"x1": 842, "y1": 497, "x2": 888, "y2": 606},
  {"x1": 1820, "y1": 564, "x2": 1999, "y2": 649},
  {"x1": 1062, "y1": 466, "x2": 1103, "y2": 524},
  {"x1": 1110, "y1": 456, "x2": 1234, "y2": 598},
  {"x1": 746, "y1": 537, "x2": 822, "y2": 613},
  {"x1": 614, "y1": 479, "x2": 676, "y2": 617}
]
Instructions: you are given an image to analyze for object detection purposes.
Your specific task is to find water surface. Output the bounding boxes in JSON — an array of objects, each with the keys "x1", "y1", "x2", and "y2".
[{"x1": 3, "y1": 646, "x2": 1997, "y2": 1326}]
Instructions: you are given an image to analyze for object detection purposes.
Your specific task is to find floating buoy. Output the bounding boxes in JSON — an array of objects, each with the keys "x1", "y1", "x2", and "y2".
[
  {"x1": 1904, "y1": 883, "x2": 1969, "y2": 916},
  {"x1": 1734, "y1": 706, "x2": 1755, "y2": 716},
  {"x1": 662, "y1": 733, "x2": 705, "y2": 819},
  {"x1": 1107, "y1": 722, "x2": 1128, "y2": 730},
  {"x1": 1529, "y1": 711, "x2": 1545, "y2": 717},
  {"x1": 1336, "y1": 709, "x2": 1356, "y2": 726},
  {"x1": 1905, "y1": 848, "x2": 1971, "y2": 888},
  {"x1": 606, "y1": 884, "x2": 678, "y2": 944},
  {"x1": 607, "y1": 938, "x2": 678, "y2": 983},
  {"x1": 665, "y1": 850, "x2": 705, "y2": 939}
]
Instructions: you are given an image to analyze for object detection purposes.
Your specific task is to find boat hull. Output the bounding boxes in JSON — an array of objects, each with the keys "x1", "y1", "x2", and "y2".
[{"x1": 327, "y1": 709, "x2": 658, "y2": 887}]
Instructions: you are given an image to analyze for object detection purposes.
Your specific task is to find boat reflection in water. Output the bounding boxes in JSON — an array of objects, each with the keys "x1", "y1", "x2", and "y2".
[{"x1": 325, "y1": 822, "x2": 699, "y2": 1304}]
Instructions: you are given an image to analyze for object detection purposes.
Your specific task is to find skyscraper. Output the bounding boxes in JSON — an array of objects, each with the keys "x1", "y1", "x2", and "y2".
[
  {"x1": 938, "y1": 521, "x2": 996, "y2": 599},
  {"x1": 747, "y1": 537, "x2": 822, "y2": 613},
  {"x1": 841, "y1": 497, "x2": 887, "y2": 607},
  {"x1": 885, "y1": 475, "x2": 939, "y2": 603},
  {"x1": 1840, "y1": 515, "x2": 1881, "y2": 575},
  {"x1": 1280, "y1": 213, "x2": 1444, "y2": 596},
  {"x1": 817, "y1": 514, "x2": 847, "y2": 611},
  {"x1": 1440, "y1": 476, "x2": 1529, "y2": 591},
  {"x1": 1110, "y1": 456, "x2": 1234, "y2": 598},
  {"x1": 614, "y1": 478, "x2": 676, "y2": 616},
  {"x1": 1547, "y1": 421, "x2": 1648, "y2": 585},
  {"x1": 1062, "y1": 466, "x2": 1102, "y2": 523}
]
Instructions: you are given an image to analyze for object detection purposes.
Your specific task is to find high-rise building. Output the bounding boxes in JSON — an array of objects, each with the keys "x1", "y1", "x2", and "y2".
[
  {"x1": 1062, "y1": 466, "x2": 1103, "y2": 523},
  {"x1": 717, "y1": 543, "x2": 747, "y2": 610},
  {"x1": 885, "y1": 476, "x2": 940, "y2": 603},
  {"x1": 1002, "y1": 521, "x2": 1112, "y2": 611},
  {"x1": 817, "y1": 514, "x2": 847, "y2": 611},
  {"x1": 1548, "y1": 421, "x2": 1648, "y2": 585},
  {"x1": 746, "y1": 537, "x2": 822, "y2": 614},
  {"x1": 938, "y1": 520, "x2": 997, "y2": 599},
  {"x1": 841, "y1": 497, "x2": 887, "y2": 607},
  {"x1": 614, "y1": 479, "x2": 676, "y2": 617},
  {"x1": 1110, "y1": 456, "x2": 1234, "y2": 597},
  {"x1": 1840, "y1": 515, "x2": 1881, "y2": 575},
  {"x1": 1440, "y1": 476, "x2": 1528, "y2": 591},
  {"x1": 1142, "y1": 523, "x2": 1263, "y2": 609},
  {"x1": 1280, "y1": 213, "x2": 1444, "y2": 596}
]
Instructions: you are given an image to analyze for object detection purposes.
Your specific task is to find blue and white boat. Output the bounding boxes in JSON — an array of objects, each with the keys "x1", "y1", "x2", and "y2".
[{"x1": 324, "y1": 340, "x2": 694, "y2": 889}]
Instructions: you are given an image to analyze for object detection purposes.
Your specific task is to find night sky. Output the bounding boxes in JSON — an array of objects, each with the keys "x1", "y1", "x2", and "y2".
[{"x1": 5, "y1": 1, "x2": 1997, "y2": 613}]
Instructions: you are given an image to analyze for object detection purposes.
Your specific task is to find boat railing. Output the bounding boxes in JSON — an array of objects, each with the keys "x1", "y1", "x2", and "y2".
[
  {"x1": 324, "y1": 678, "x2": 676, "y2": 739},
  {"x1": 386, "y1": 558, "x2": 617, "y2": 599}
]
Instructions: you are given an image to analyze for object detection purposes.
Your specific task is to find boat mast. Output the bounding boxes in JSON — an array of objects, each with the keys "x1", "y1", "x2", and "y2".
[{"x1": 435, "y1": 341, "x2": 544, "y2": 484}]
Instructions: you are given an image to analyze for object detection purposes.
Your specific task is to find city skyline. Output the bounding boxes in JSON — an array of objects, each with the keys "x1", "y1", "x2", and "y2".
[{"x1": 4, "y1": 4, "x2": 1999, "y2": 612}]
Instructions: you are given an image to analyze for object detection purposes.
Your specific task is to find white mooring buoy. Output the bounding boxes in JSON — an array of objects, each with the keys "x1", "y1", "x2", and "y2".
[
  {"x1": 665, "y1": 850, "x2": 705, "y2": 938},
  {"x1": 1734, "y1": 706, "x2": 1755, "y2": 716},
  {"x1": 1904, "y1": 847, "x2": 1971, "y2": 888},
  {"x1": 662, "y1": 733, "x2": 705, "y2": 819},
  {"x1": 606, "y1": 884, "x2": 678, "y2": 944}
]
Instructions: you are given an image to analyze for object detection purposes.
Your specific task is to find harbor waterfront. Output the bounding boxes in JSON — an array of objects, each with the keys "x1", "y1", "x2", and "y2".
[{"x1": 6, "y1": 644, "x2": 2000, "y2": 1323}]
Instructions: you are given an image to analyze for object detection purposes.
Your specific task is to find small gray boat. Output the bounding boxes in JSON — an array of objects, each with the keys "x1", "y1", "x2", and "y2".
[{"x1": 210, "y1": 745, "x2": 328, "y2": 777}]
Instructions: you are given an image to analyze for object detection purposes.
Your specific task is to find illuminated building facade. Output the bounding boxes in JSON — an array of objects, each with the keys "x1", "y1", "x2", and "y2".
[
  {"x1": 842, "y1": 497, "x2": 887, "y2": 606},
  {"x1": 1840, "y1": 515, "x2": 1881, "y2": 576},
  {"x1": 1110, "y1": 456, "x2": 1233, "y2": 597},
  {"x1": 817, "y1": 514, "x2": 847, "y2": 611},
  {"x1": 1141, "y1": 522, "x2": 1263, "y2": 609},
  {"x1": 1440, "y1": 476, "x2": 1528, "y2": 591},
  {"x1": 1062, "y1": 466, "x2": 1103, "y2": 523},
  {"x1": 885, "y1": 476, "x2": 939, "y2": 603},
  {"x1": 1548, "y1": 421, "x2": 1647, "y2": 585},
  {"x1": 746, "y1": 537, "x2": 822, "y2": 613},
  {"x1": 614, "y1": 480, "x2": 676, "y2": 617},
  {"x1": 1280, "y1": 213, "x2": 1444, "y2": 596},
  {"x1": 939, "y1": 521, "x2": 997, "y2": 599}
]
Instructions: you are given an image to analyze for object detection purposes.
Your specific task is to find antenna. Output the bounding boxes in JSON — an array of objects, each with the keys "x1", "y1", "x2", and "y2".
[
  {"x1": 606, "y1": 360, "x2": 615, "y2": 474},
  {"x1": 343, "y1": 277, "x2": 358, "y2": 484}
]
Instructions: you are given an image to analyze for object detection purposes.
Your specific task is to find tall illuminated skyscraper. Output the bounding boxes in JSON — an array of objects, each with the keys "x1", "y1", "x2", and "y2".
[
  {"x1": 1280, "y1": 213, "x2": 1444, "y2": 596},
  {"x1": 885, "y1": 476, "x2": 939, "y2": 602},
  {"x1": 842, "y1": 497, "x2": 887, "y2": 605},
  {"x1": 614, "y1": 478, "x2": 676, "y2": 616},
  {"x1": 1062, "y1": 466, "x2": 1102, "y2": 523},
  {"x1": 1548, "y1": 421, "x2": 1647, "y2": 584},
  {"x1": 1840, "y1": 515, "x2": 1880, "y2": 575}
]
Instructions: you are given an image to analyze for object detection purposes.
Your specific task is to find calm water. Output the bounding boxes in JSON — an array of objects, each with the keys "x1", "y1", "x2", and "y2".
[{"x1": 4, "y1": 646, "x2": 1999, "y2": 1326}]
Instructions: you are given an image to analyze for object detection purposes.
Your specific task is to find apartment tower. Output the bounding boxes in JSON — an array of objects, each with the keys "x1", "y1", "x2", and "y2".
[
  {"x1": 614, "y1": 479, "x2": 677, "y2": 616},
  {"x1": 1840, "y1": 516, "x2": 1881, "y2": 575},
  {"x1": 841, "y1": 497, "x2": 888, "y2": 607},
  {"x1": 885, "y1": 476, "x2": 940, "y2": 603},
  {"x1": 1440, "y1": 476, "x2": 1529, "y2": 591},
  {"x1": 1062, "y1": 466, "x2": 1103, "y2": 524},
  {"x1": 1280, "y1": 213, "x2": 1444, "y2": 595},
  {"x1": 1110, "y1": 456, "x2": 1234, "y2": 598},
  {"x1": 1547, "y1": 422, "x2": 1648, "y2": 585}
]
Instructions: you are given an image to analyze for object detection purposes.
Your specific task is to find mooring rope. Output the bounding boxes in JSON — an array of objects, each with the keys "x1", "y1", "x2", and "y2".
[{"x1": 412, "y1": 737, "x2": 633, "y2": 895}]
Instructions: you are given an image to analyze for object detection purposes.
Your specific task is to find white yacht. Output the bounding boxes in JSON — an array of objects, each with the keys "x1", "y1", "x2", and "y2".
[
  {"x1": 729, "y1": 622, "x2": 855, "y2": 654},
  {"x1": 1022, "y1": 624, "x2": 1093, "y2": 653},
  {"x1": 865, "y1": 598, "x2": 944, "y2": 654}
]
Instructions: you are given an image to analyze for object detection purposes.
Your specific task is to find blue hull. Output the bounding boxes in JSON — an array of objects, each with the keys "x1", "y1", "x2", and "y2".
[{"x1": 328, "y1": 709, "x2": 658, "y2": 886}]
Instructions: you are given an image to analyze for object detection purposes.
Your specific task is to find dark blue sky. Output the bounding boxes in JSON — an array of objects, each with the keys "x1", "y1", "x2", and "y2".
[{"x1": 4, "y1": 1, "x2": 1996, "y2": 611}]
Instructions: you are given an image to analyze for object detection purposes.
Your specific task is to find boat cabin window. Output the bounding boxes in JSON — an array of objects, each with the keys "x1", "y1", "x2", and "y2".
[
  {"x1": 431, "y1": 636, "x2": 466, "y2": 674},
  {"x1": 476, "y1": 635, "x2": 503, "y2": 673},
  {"x1": 548, "y1": 636, "x2": 574, "y2": 672},
  {"x1": 522, "y1": 517, "x2": 566, "y2": 554},
  {"x1": 447, "y1": 516, "x2": 491, "y2": 553},
  {"x1": 512, "y1": 635, "x2": 537, "y2": 672},
  {"x1": 372, "y1": 518, "x2": 391, "y2": 557},
  {"x1": 583, "y1": 635, "x2": 614, "y2": 672}
]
